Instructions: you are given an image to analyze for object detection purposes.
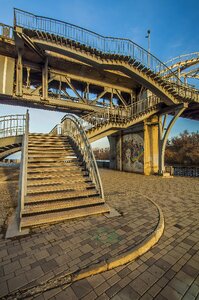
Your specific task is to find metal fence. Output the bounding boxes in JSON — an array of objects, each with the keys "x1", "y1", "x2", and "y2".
[
  {"x1": 0, "y1": 23, "x2": 13, "y2": 39},
  {"x1": 14, "y1": 8, "x2": 181, "y2": 81},
  {"x1": 173, "y1": 166, "x2": 199, "y2": 177},
  {"x1": 0, "y1": 115, "x2": 26, "y2": 138}
]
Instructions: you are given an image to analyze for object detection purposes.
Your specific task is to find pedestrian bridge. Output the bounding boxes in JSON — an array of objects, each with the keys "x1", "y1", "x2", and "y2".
[
  {"x1": 0, "y1": 9, "x2": 198, "y2": 120},
  {"x1": 0, "y1": 9, "x2": 198, "y2": 177}
]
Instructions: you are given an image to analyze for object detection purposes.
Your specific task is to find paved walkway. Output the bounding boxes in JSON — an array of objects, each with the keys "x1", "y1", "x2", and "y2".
[{"x1": 0, "y1": 169, "x2": 199, "y2": 299}]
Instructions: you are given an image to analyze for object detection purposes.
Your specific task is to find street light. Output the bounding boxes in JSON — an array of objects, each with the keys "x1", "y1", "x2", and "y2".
[{"x1": 145, "y1": 29, "x2": 151, "y2": 66}]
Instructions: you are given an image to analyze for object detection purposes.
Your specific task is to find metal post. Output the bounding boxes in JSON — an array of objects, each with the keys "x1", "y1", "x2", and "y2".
[{"x1": 145, "y1": 30, "x2": 151, "y2": 67}]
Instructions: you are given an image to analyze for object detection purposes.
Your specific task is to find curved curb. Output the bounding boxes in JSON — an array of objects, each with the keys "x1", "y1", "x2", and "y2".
[{"x1": 73, "y1": 196, "x2": 164, "y2": 281}]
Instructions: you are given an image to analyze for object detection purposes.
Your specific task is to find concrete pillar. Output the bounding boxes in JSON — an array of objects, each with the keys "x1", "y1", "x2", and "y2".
[
  {"x1": 16, "y1": 49, "x2": 23, "y2": 96},
  {"x1": 144, "y1": 115, "x2": 159, "y2": 175}
]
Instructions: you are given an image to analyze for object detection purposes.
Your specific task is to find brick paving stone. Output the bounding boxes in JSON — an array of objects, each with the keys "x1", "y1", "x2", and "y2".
[
  {"x1": 112, "y1": 285, "x2": 140, "y2": 300},
  {"x1": 169, "y1": 277, "x2": 190, "y2": 295},
  {"x1": 3, "y1": 260, "x2": 21, "y2": 275},
  {"x1": 139, "y1": 293, "x2": 153, "y2": 300},
  {"x1": 87, "y1": 273, "x2": 105, "y2": 289},
  {"x1": 160, "y1": 285, "x2": 182, "y2": 300},
  {"x1": 0, "y1": 169, "x2": 198, "y2": 299},
  {"x1": 41, "y1": 259, "x2": 59, "y2": 273},
  {"x1": 130, "y1": 277, "x2": 149, "y2": 295},
  {"x1": 105, "y1": 283, "x2": 122, "y2": 298},
  {"x1": 7, "y1": 273, "x2": 28, "y2": 292},
  {"x1": 95, "y1": 281, "x2": 110, "y2": 296},
  {"x1": 43, "y1": 287, "x2": 62, "y2": 299},
  {"x1": 71, "y1": 279, "x2": 93, "y2": 298},
  {"x1": 0, "y1": 281, "x2": 8, "y2": 298}
]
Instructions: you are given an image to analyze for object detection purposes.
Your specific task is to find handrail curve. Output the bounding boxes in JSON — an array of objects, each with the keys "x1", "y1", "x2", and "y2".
[{"x1": 60, "y1": 114, "x2": 104, "y2": 198}]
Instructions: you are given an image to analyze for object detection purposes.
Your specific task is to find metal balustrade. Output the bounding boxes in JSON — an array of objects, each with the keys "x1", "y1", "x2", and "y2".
[
  {"x1": 0, "y1": 114, "x2": 26, "y2": 138},
  {"x1": 14, "y1": 9, "x2": 180, "y2": 81},
  {"x1": 82, "y1": 96, "x2": 160, "y2": 129},
  {"x1": 0, "y1": 23, "x2": 13, "y2": 39},
  {"x1": 51, "y1": 114, "x2": 104, "y2": 199}
]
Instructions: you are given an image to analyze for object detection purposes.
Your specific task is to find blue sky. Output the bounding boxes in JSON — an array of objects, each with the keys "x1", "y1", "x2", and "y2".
[{"x1": 0, "y1": 0, "x2": 199, "y2": 148}]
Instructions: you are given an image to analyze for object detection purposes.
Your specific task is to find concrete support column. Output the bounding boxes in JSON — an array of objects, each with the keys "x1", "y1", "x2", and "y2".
[
  {"x1": 16, "y1": 49, "x2": 23, "y2": 96},
  {"x1": 144, "y1": 115, "x2": 159, "y2": 175},
  {"x1": 42, "y1": 57, "x2": 48, "y2": 100}
]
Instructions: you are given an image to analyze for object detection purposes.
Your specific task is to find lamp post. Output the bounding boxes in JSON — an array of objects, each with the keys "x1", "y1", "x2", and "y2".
[{"x1": 145, "y1": 29, "x2": 151, "y2": 67}]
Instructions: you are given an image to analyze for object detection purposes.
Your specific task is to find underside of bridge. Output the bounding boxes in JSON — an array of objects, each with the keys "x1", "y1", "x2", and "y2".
[{"x1": 0, "y1": 9, "x2": 198, "y2": 176}]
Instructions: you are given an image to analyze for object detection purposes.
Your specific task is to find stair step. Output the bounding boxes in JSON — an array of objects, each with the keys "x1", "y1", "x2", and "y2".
[
  {"x1": 28, "y1": 153, "x2": 75, "y2": 157},
  {"x1": 25, "y1": 189, "x2": 99, "y2": 203},
  {"x1": 27, "y1": 166, "x2": 84, "y2": 173},
  {"x1": 28, "y1": 147, "x2": 73, "y2": 152},
  {"x1": 28, "y1": 157, "x2": 77, "y2": 163},
  {"x1": 27, "y1": 183, "x2": 95, "y2": 194},
  {"x1": 22, "y1": 197, "x2": 104, "y2": 215},
  {"x1": 28, "y1": 158, "x2": 79, "y2": 164},
  {"x1": 20, "y1": 204, "x2": 110, "y2": 228},
  {"x1": 28, "y1": 140, "x2": 69, "y2": 144},
  {"x1": 27, "y1": 162, "x2": 82, "y2": 168},
  {"x1": 27, "y1": 178, "x2": 91, "y2": 187},
  {"x1": 27, "y1": 171, "x2": 89, "y2": 180}
]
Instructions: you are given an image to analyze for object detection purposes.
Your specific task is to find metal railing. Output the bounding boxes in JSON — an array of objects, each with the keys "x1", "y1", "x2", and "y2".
[
  {"x1": 14, "y1": 9, "x2": 181, "y2": 82},
  {"x1": 54, "y1": 114, "x2": 104, "y2": 198},
  {"x1": 0, "y1": 23, "x2": 13, "y2": 39},
  {"x1": 0, "y1": 114, "x2": 26, "y2": 138},
  {"x1": 82, "y1": 96, "x2": 160, "y2": 129},
  {"x1": 18, "y1": 111, "x2": 29, "y2": 229}
]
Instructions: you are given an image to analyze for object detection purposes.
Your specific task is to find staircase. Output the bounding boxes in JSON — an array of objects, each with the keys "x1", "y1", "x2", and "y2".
[{"x1": 20, "y1": 133, "x2": 109, "y2": 229}]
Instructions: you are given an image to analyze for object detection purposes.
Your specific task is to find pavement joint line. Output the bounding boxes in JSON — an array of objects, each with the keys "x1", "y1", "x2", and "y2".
[{"x1": 3, "y1": 192, "x2": 164, "y2": 299}]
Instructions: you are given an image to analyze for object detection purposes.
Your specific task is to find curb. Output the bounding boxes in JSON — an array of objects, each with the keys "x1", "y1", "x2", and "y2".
[{"x1": 73, "y1": 196, "x2": 164, "y2": 281}]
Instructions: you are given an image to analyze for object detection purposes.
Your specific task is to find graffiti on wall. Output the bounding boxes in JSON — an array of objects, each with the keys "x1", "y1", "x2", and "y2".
[{"x1": 122, "y1": 133, "x2": 144, "y2": 172}]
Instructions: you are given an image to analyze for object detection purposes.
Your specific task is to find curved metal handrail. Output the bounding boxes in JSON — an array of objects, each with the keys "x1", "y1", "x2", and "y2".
[
  {"x1": 0, "y1": 114, "x2": 26, "y2": 138},
  {"x1": 165, "y1": 52, "x2": 199, "y2": 66},
  {"x1": 61, "y1": 113, "x2": 104, "y2": 198},
  {"x1": 14, "y1": 8, "x2": 182, "y2": 84}
]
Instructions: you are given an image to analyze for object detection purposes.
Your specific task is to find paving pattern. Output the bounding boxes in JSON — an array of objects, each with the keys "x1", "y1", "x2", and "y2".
[{"x1": 0, "y1": 169, "x2": 198, "y2": 299}]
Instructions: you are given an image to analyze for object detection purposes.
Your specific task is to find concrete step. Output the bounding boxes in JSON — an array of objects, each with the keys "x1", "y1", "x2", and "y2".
[
  {"x1": 27, "y1": 161, "x2": 82, "y2": 168},
  {"x1": 28, "y1": 147, "x2": 74, "y2": 152},
  {"x1": 22, "y1": 197, "x2": 104, "y2": 215},
  {"x1": 27, "y1": 182, "x2": 95, "y2": 194},
  {"x1": 28, "y1": 152, "x2": 76, "y2": 158},
  {"x1": 27, "y1": 171, "x2": 89, "y2": 180},
  {"x1": 27, "y1": 178, "x2": 91, "y2": 187},
  {"x1": 20, "y1": 203, "x2": 110, "y2": 228},
  {"x1": 25, "y1": 189, "x2": 99, "y2": 203},
  {"x1": 28, "y1": 141, "x2": 69, "y2": 146},
  {"x1": 28, "y1": 156, "x2": 77, "y2": 162},
  {"x1": 27, "y1": 166, "x2": 84, "y2": 173}
]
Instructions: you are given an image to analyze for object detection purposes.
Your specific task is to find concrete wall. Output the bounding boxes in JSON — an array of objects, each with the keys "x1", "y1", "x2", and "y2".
[
  {"x1": 109, "y1": 124, "x2": 144, "y2": 174},
  {"x1": 108, "y1": 117, "x2": 159, "y2": 175}
]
